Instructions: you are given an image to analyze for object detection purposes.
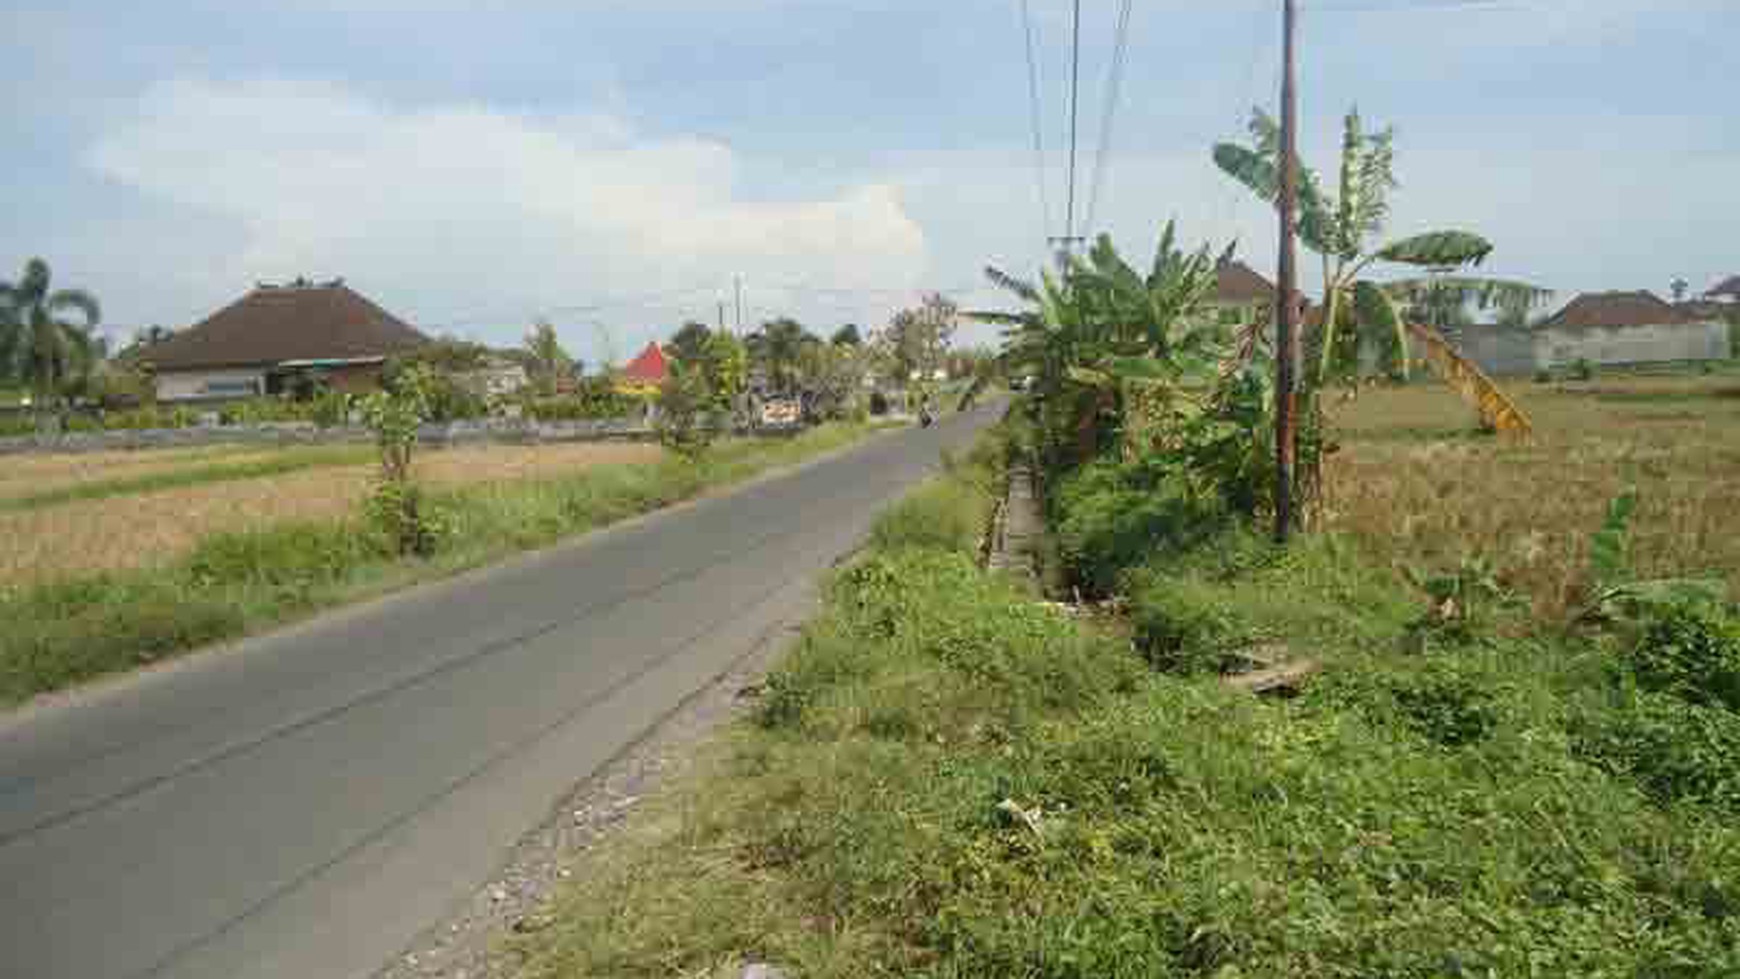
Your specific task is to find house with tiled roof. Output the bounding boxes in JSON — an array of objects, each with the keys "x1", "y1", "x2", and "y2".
[
  {"x1": 1212, "y1": 259, "x2": 1275, "y2": 325},
  {"x1": 1533, "y1": 291, "x2": 1730, "y2": 370},
  {"x1": 143, "y1": 278, "x2": 428, "y2": 401},
  {"x1": 613, "y1": 341, "x2": 669, "y2": 395},
  {"x1": 1706, "y1": 275, "x2": 1740, "y2": 303}
]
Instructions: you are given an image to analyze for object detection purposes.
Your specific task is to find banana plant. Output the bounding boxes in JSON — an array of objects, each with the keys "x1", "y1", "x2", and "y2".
[
  {"x1": 1214, "y1": 109, "x2": 1548, "y2": 434},
  {"x1": 973, "y1": 222, "x2": 1231, "y2": 463}
]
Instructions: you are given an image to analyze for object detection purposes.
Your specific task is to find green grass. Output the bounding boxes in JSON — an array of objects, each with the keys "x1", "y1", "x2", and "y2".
[
  {"x1": 0, "y1": 444, "x2": 378, "y2": 512},
  {"x1": 508, "y1": 423, "x2": 1740, "y2": 979},
  {"x1": 0, "y1": 422, "x2": 895, "y2": 706}
]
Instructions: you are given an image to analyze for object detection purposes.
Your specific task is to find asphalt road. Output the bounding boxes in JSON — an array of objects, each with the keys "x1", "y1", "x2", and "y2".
[{"x1": 0, "y1": 403, "x2": 1000, "y2": 979}]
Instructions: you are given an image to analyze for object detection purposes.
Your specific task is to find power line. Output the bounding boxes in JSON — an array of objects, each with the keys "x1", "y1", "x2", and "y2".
[
  {"x1": 1063, "y1": 0, "x2": 1083, "y2": 248},
  {"x1": 1084, "y1": 0, "x2": 1135, "y2": 239},
  {"x1": 1017, "y1": 0, "x2": 1052, "y2": 243}
]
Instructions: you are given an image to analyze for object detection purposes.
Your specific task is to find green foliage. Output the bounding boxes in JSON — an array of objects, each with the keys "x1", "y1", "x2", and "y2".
[
  {"x1": 1052, "y1": 456, "x2": 1230, "y2": 598},
  {"x1": 1400, "y1": 554, "x2": 1518, "y2": 650},
  {"x1": 1129, "y1": 574, "x2": 1251, "y2": 674},
  {"x1": 1625, "y1": 603, "x2": 1740, "y2": 713},
  {"x1": 1572, "y1": 357, "x2": 1596, "y2": 381},
  {"x1": 524, "y1": 320, "x2": 573, "y2": 395},
  {"x1": 0, "y1": 257, "x2": 102, "y2": 416},
  {"x1": 513, "y1": 433, "x2": 1740, "y2": 979},
  {"x1": 655, "y1": 359, "x2": 720, "y2": 460},
  {"x1": 1576, "y1": 689, "x2": 1740, "y2": 812},
  {"x1": 359, "y1": 365, "x2": 446, "y2": 555}
]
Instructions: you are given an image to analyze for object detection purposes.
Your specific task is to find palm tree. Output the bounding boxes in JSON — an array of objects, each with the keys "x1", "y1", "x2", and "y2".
[
  {"x1": 756, "y1": 318, "x2": 811, "y2": 395},
  {"x1": 0, "y1": 258, "x2": 102, "y2": 424},
  {"x1": 1214, "y1": 108, "x2": 1545, "y2": 433}
]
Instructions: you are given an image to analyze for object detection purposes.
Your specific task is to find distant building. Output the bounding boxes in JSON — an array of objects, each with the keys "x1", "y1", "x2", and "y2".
[
  {"x1": 143, "y1": 279, "x2": 427, "y2": 402},
  {"x1": 1705, "y1": 275, "x2": 1740, "y2": 304},
  {"x1": 456, "y1": 358, "x2": 530, "y2": 400},
  {"x1": 1533, "y1": 291, "x2": 1730, "y2": 370},
  {"x1": 614, "y1": 342, "x2": 669, "y2": 395},
  {"x1": 1212, "y1": 259, "x2": 1276, "y2": 325}
]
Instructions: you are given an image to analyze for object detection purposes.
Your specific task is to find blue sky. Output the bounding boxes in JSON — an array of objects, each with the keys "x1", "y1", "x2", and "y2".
[{"x1": 4, "y1": 0, "x2": 1736, "y2": 363}]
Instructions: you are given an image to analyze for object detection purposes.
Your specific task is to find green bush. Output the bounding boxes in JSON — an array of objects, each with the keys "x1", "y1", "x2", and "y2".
[
  {"x1": 1052, "y1": 456, "x2": 1228, "y2": 598},
  {"x1": 1128, "y1": 573, "x2": 1251, "y2": 674},
  {"x1": 1624, "y1": 603, "x2": 1740, "y2": 712},
  {"x1": 1571, "y1": 357, "x2": 1596, "y2": 381},
  {"x1": 1576, "y1": 690, "x2": 1740, "y2": 812}
]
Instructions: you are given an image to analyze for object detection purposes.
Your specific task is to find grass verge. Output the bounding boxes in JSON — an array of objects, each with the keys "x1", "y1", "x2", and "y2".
[
  {"x1": 509, "y1": 423, "x2": 1740, "y2": 978},
  {"x1": 0, "y1": 422, "x2": 894, "y2": 706}
]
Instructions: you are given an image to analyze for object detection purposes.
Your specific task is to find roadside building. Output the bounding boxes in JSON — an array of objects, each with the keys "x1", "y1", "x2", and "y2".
[
  {"x1": 1212, "y1": 259, "x2": 1276, "y2": 327},
  {"x1": 1533, "y1": 291, "x2": 1730, "y2": 370},
  {"x1": 142, "y1": 278, "x2": 427, "y2": 402},
  {"x1": 1705, "y1": 275, "x2": 1740, "y2": 304},
  {"x1": 613, "y1": 341, "x2": 669, "y2": 396}
]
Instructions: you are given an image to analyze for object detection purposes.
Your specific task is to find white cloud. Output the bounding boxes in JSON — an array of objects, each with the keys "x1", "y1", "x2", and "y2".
[{"x1": 87, "y1": 77, "x2": 927, "y2": 357}]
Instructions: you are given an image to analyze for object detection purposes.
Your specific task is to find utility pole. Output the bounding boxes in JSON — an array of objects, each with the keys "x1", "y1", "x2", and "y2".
[
  {"x1": 1274, "y1": 0, "x2": 1300, "y2": 544},
  {"x1": 734, "y1": 275, "x2": 745, "y2": 335},
  {"x1": 717, "y1": 300, "x2": 727, "y2": 333}
]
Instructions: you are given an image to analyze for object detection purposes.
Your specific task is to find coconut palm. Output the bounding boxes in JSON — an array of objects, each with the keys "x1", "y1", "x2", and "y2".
[
  {"x1": 0, "y1": 258, "x2": 102, "y2": 421},
  {"x1": 1214, "y1": 109, "x2": 1546, "y2": 432},
  {"x1": 753, "y1": 318, "x2": 812, "y2": 395}
]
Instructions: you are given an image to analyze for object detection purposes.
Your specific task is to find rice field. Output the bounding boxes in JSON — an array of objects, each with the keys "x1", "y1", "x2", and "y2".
[
  {"x1": 1, "y1": 441, "x2": 663, "y2": 584},
  {"x1": 1324, "y1": 370, "x2": 1740, "y2": 620}
]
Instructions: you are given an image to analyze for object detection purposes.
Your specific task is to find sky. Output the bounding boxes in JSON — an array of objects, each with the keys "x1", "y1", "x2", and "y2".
[{"x1": 4, "y1": 0, "x2": 1736, "y2": 364}]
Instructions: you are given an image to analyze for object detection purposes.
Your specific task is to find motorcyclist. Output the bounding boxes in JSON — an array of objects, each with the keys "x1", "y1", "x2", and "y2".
[{"x1": 918, "y1": 393, "x2": 935, "y2": 428}]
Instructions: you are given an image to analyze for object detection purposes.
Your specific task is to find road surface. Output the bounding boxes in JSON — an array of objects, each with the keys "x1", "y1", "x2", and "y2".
[{"x1": 0, "y1": 404, "x2": 999, "y2": 979}]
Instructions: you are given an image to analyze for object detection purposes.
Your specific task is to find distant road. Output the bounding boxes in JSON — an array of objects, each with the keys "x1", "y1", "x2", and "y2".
[{"x1": 0, "y1": 403, "x2": 1001, "y2": 979}]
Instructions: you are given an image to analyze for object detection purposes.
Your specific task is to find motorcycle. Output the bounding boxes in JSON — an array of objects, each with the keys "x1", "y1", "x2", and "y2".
[{"x1": 919, "y1": 405, "x2": 935, "y2": 428}]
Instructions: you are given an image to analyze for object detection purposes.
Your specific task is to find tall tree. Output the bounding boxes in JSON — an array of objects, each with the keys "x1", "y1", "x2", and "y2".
[
  {"x1": 753, "y1": 317, "x2": 813, "y2": 395},
  {"x1": 523, "y1": 320, "x2": 572, "y2": 395},
  {"x1": 0, "y1": 258, "x2": 102, "y2": 419},
  {"x1": 1671, "y1": 278, "x2": 1690, "y2": 303},
  {"x1": 666, "y1": 321, "x2": 713, "y2": 364},
  {"x1": 887, "y1": 294, "x2": 957, "y2": 381},
  {"x1": 830, "y1": 323, "x2": 862, "y2": 347}
]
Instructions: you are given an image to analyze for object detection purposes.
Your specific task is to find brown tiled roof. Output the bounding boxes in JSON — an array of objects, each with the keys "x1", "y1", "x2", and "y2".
[
  {"x1": 144, "y1": 281, "x2": 428, "y2": 371},
  {"x1": 1707, "y1": 275, "x2": 1740, "y2": 299},
  {"x1": 1539, "y1": 291, "x2": 1697, "y2": 331},
  {"x1": 1216, "y1": 260, "x2": 1275, "y2": 305}
]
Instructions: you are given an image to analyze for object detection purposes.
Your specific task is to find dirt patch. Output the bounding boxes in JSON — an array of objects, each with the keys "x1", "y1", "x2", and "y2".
[{"x1": 2, "y1": 442, "x2": 663, "y2": 584}]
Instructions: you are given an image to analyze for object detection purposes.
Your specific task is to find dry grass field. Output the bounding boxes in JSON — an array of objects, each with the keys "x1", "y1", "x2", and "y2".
[
  {"x1": 2, "y1": 441, "x2": 662, "y2": 584},
  {"x1": 1324, "y1": 370, "x2": 1740, "y2": 620},
  {"x1": 0, "y1": 443, "x2": 278, "y2": 502}
]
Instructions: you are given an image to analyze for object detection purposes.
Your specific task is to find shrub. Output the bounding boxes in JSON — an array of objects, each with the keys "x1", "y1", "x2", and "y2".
[
  {"x1": 1533, "y1": 367, "x2": 1554, "y2": 383},
  {"x1": 868, "y1": 391, "x2": 890, "y2": 416},
  {"x1": 1624, "y1": 603, "x2": 1740, "y2": 712},
  {"x1": 1128, "y1": 574, "x2": 1251, "y2": 674},
  {"x1": 1052, "y1": 456, "x2": 1228, "y2": 598},
  {"x1": 1576, "y1": 690, "x2": 1740, "y2": 812},
  {"x1": 1571, "y1": 357, "x2": 1596, "y2": 381}
]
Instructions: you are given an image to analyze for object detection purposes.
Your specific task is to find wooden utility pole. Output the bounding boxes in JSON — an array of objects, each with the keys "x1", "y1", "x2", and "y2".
[{"x1": 1273, "y1": 0, "x2": 1300, "y2": 544}]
